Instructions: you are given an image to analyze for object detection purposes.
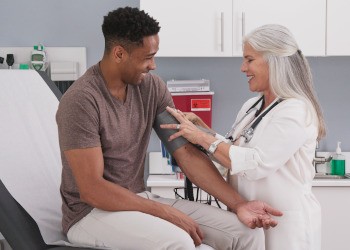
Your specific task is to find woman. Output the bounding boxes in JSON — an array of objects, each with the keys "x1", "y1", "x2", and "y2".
[{"x1": 161, "y1": 24, "x2": 325, "y2": 250}]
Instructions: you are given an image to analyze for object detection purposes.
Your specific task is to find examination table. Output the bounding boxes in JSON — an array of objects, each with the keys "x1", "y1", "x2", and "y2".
[
  {"x1": 0, "y1": 70, "x2": 94, "y2": 250},
  {"x1": 0, "y1": 70, "x2": 213, "y2": 250}
]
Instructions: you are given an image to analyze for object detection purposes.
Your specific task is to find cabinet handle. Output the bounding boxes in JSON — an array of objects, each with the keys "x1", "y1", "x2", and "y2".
[
  {"x1": 242, "y1": 12, "x2": 246, "y2": 39},
  {"x1": 221, "y1": 12, "x2": 224, "y2": 52}
]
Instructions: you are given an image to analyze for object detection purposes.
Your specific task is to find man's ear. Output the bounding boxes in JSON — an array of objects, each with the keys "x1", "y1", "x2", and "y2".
[{"x1": 113, "y1": 45, "x2": 125, "y2": 63}]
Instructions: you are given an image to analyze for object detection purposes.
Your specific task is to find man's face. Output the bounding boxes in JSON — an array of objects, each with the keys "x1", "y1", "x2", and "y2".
[{"x1": 121, "y1": 35, "x2": 159, "y2": 85}]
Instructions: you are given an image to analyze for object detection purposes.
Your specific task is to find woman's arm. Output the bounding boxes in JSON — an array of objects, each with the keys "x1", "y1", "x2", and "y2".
[
  {"x1": 163, "y1": 99, "x2": 316, "y2": 180},
  {"x1": 161, "y1": 107, "x2": 233, "y2": 168}
]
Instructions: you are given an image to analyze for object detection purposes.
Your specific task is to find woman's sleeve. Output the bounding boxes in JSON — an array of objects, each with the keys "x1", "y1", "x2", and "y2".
[{"x1": 229, "y1": 99, "x2": 317, "y2": 180}]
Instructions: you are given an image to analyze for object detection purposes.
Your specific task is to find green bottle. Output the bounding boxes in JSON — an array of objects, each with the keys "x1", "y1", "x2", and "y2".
[{"x1": 331, "y1": 141, "x2": 346, "y2": 176}]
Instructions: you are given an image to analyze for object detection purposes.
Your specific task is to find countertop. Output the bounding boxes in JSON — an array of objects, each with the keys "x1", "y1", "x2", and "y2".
[
  {"x1": 147, "y1": 174, "x2": 184, "y2": 187},
  {"x1": 312, "y1": 178, "x2": 350, "y2": 186},
  {"x1": 147, "y1": 174, "x2": 350, "y2": 187}
]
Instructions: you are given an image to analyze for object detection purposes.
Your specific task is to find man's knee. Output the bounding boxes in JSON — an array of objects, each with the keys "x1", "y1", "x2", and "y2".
[
  {"x1": 198, "y1": 208, "x2": 265, "y2": 250},
  {"x1": 236, "y1": 227, "x2": 265, "y2": 250},
  {"x1": 157, "y1": 227, "x2": 196, "y2": 250}
]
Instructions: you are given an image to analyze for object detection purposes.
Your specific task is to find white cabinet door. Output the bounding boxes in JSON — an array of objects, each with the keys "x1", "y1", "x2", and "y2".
[
  {"x1": 313, "y1": 186, "x2": 350, "y2": 250},
  {"x1": 140, "y1": 0, "x2": 233, "y2": 57},
  {"x1": 237, "y1": 0, "x2": 326, "y2": 56},
  {"x1": 327, "y1": 0, "x2": 350, "y2": 55}
]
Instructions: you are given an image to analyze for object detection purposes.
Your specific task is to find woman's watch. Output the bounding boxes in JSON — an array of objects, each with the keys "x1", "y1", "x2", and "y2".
[{"x1": 208, "y1": 139, "x2": 224, "y2": 154}]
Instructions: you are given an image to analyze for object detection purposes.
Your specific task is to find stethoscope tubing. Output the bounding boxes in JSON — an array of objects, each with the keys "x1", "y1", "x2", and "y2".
[{"x1": 226, "y1": 96, "x2": 282, "y2": 143}]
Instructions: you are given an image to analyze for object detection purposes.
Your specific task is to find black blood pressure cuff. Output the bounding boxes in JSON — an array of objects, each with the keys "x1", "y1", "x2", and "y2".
[{"x1": 154, "y1": 110, "x2": 189, "y2": 155}]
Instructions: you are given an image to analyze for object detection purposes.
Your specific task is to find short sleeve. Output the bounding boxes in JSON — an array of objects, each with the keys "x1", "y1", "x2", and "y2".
[
  {"x1": 152, "y1": 74, "x2": 174, "y2": 115},
  {"x1": 56, "y1": 90, "x2": 101, "y2": 151}
]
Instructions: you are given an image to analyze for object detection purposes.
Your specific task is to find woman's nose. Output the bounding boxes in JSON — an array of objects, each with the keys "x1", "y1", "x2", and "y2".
[{"x1": 240, "y1": 62, "x2": 247, "y2": 72}]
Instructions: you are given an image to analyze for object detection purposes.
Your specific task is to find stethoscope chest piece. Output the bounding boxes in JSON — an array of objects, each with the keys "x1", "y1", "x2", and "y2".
[{"x1": 241, "y1": 127, "x2": 254, "y2": 143}]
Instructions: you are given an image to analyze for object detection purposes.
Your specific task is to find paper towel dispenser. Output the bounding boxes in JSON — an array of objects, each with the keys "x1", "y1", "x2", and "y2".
[{"x1": 50, "y1": 61, "x2": 78, "y2": 81}]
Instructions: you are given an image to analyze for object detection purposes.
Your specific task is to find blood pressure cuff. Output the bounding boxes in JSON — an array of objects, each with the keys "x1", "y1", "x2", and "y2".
[{"x1": 154, "y1": 110, "x2": 189, "y2": 155}]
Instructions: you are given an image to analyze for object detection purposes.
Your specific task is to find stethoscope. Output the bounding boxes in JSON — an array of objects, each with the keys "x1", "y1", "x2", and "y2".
[{"x1": 225, "y1": 96, "x2": 282, "y2": 143}]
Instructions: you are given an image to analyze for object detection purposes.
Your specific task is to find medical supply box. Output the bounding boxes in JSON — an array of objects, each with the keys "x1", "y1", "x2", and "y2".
[{"x1": 171, "y1": 91, "x2": 214, "y2": 127}]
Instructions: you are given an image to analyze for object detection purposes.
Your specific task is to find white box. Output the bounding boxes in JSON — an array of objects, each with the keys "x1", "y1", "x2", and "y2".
[
  {"x1": 149, "y1": 152, "x2": 173, "y2": 174},
  {"x1": 167, "y1": 79, "x2": 210, "y2": 92},
  {"x1": 50, "y1": 61, "x2": 78, "y2": 81}
]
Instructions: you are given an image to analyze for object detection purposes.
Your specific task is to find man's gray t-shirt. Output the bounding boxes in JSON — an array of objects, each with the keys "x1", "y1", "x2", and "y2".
[{"x1": 56, "y1": 63, "x2": 173, "y2": 234}]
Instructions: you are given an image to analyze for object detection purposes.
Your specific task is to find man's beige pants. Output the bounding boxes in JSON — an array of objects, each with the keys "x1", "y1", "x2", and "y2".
[{"x1": 67, "y1": 192, "x2": 265, "y2": 250}]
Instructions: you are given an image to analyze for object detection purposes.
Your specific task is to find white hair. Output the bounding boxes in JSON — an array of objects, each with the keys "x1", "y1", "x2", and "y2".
[{"x1": 243, "y1": 24, "x2": 325, "y2": 139}]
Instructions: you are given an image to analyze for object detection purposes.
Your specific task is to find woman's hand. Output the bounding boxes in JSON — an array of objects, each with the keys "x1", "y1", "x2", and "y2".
[
  {"x1": 183, "y1": 112, "x2": 211, "y2": 130},
  {"x1": 160, "y1": 106, "x2": 208, "y2": 145},
  {"x1": 183, "y1": 112, "x2": 200, "y2": 124}
]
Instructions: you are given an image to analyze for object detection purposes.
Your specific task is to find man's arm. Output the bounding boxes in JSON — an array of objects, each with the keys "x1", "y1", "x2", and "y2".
[
  {"x1": 154, "y1": 109, "x2": 282, "y2": 229},
  {"x1": 64, "y1": 147, "x2": 204, "y2": 245},
  {"x1": 172, "y1": 144, "x2": 244, "y2": 211},
  {"x1": 172, "y1": 143, "x2": 282, "y2": 229}
]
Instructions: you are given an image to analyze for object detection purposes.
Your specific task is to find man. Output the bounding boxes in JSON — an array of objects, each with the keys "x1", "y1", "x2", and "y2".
[{"x1": 56, "y1": 6, "x2": 282, "y2": 249}]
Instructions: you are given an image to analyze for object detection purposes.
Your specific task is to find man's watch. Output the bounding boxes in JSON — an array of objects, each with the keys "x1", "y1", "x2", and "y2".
[{"x1": 208, "y1": 139, "x2": 224, "y2": 154}]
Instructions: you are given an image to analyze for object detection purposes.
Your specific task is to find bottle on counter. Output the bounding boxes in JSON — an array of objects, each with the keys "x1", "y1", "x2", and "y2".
[
  {"x1": 331, "y1": 141, "x2": 346, "y2": 176},
  {"x1": 0, "y1": 57, "x2": 5, "y2": 69}
]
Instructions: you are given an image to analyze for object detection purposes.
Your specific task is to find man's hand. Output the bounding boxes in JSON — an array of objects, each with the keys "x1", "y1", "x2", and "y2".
[
  {"x1": 235, "y1": 200, "x2": 283, "y2": 229},
  {"x1": 163, "y1": 205, "x2": 204, "y2": 246}
]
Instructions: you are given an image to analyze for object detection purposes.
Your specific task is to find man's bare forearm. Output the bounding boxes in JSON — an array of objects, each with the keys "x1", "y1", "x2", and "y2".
[{"x1": 173, "y1": 143, "x2": 246, "y2": 212}]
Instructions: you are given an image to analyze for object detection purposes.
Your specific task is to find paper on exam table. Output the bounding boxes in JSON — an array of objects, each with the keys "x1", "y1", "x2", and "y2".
[{"x1": 0, "y1": 70, "x2": 66, "y2": 245}]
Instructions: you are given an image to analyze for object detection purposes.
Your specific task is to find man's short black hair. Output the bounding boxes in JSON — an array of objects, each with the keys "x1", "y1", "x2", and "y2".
[{"x1": 102, "y1": 6, "x2": 160, "y2": 53}]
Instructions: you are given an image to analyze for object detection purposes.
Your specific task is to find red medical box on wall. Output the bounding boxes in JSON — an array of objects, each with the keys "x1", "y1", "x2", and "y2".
[{"x1": 171, "y1": 92, "x2": 214, "y2": 127}]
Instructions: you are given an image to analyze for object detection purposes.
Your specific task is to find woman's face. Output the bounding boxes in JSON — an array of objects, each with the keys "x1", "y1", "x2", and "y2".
[{"x1": 240, "y1": 43, "x2": 270, "y2": 94}]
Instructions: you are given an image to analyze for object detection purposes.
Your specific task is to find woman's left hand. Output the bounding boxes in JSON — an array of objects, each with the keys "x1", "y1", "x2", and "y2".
[{"x1": 160, "y1": 106, "x2": 206, "y2": 145}]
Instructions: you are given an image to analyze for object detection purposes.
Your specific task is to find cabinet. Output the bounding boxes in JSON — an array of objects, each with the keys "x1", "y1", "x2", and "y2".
[
  {"x1": 141, "y1": 0, "x2": 326, "y2": 57},
  {"x1": 327, "y1": 0, "x2": 350, "y2": 55},
  {"x1": 237, "y1": 0, "x2": 326, "y2": 56},
  {"x1": 312, "y1": 181, "x2": 350, "y2": 250},
  {"x1": 140, "y1": 0, "x2": 233, "y2": 57}
]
